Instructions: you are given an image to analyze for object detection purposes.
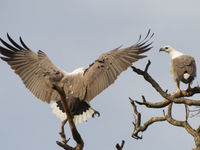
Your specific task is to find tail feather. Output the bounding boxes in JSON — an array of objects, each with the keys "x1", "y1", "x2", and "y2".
[
  {"x1": 182, "y1": 72, "x2": 194, "y2": 83},
  {"x1": 50, "y1": 100, "x2": 95, "y2": 124},
  {"x1": 183, "y1": 72, "x2": 190, "y2": 80}
]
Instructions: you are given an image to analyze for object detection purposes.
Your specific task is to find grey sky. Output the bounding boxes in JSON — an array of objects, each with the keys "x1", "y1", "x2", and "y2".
[{"x1": 1, "y1": 0, "x2": 200, "y2": 150}]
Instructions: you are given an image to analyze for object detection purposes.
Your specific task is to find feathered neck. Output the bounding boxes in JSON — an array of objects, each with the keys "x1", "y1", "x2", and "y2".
[{"x1": 169, "y1": 49, "x2": 184, "y2": 59}]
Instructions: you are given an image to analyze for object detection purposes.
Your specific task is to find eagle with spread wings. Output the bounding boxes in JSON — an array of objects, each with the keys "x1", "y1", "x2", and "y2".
[{"x1": 0, "y1": 30, "x2": 153, "y2": 124}]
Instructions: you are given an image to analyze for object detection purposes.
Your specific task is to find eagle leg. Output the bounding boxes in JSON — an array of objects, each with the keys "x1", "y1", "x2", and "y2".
[
  {"x1": 187, "y1": 83, "x2": 191, "y2": 91},
  {"x1": 176, "y1": 81, "x2": 181, "y2": 94}
]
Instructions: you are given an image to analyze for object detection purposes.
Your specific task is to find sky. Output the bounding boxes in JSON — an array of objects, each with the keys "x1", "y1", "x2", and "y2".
[{"x1": 1, "y1": 0, "x2": 200, "y2": 150}]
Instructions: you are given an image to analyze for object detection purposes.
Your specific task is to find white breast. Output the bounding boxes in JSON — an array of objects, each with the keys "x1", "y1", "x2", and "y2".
[
  {"x1": 170, "y1": 50, "x2": 184, "y2": 59},
  {"x1": 69, "y1": 67, "x2": 85, "y2": 75}
]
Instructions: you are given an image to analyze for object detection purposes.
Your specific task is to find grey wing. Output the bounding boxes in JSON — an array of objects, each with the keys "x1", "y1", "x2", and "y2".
[
  {"x1": 171, "y1": 55, "x2": 196, "y2": 81},
  {"x1": 83, "y1": 31, "x2": 153, "y2": 101},
  {"x1": 0, "y1": 34, "x2": 65, "y2": 103}
]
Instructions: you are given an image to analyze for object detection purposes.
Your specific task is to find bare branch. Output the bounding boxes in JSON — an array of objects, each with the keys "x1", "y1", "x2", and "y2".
[
  {"x1": 56, "y1": 141, "x2": 74, "y2": 150},
  {"x1": 59, "y1": 119, "x2": 70, "y2": 144},
  {"x1": 135, "y1": 99, "x2": 170, "y2": 108},
  {"x1": 130, "y1": 98, "x2": 166, "y2": 139},
  {"x1": 131, "y1": 61, "x2": 169, "y2": 98},
  {"x1": 165, "y1": 103, "x2": 185, "y2": 127},
  {"x1": 131, "y1": 61, "x2": 200, "y2": 149},
  {"x1": 185, "y1": 104, "x2": 189, "y2": 121},
  {"x1": 167, "y1": 96, "x2": 200, "y2": 106},
  {"x1": 53, "y1": 85, "x2": 84, "y2": 150},
  {"x1": 166, "y1": 103, "x2": 200, "y2": 148},
  {"x1": 132, "y1": 61, "x2": 200, "y2": 106},
  {"x1": 116, "y1": 140, "x2": 125, "y2": 150},
  {"x1": 144, "y1": 60, "x2": 151, "y2": 73}
]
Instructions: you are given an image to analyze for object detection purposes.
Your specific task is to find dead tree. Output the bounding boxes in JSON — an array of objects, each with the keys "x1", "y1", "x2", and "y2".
[{"x1": 130, "y1": 60, "x2": 200, "y2": 150}]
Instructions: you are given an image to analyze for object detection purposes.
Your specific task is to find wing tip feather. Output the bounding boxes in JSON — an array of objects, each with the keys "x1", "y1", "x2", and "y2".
[
  {"x1": 0, "y1": 33, "x2": 30, "y2": 52},
  {"x1": 136, "y1": 29, "x2": 154, "y2": 54},
  {"x1": 19, "y1": 36, "x2": 30, "y2": 50}
]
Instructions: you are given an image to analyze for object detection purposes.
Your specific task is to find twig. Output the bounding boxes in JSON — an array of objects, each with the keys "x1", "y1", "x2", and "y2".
[
  {"x1": 130, "y1": 98, "x2": 141, "y2": 128},
  {"x1": 60, "y1": 118, "x2": 69, "y2": 144},
  {"x1": 116, "y1": 140, "x2": 125, "y2": 150},
  {"x1": 185, "y1": 104, "x2": 189, "y2": 121},
  {"x1": 56, "y1": 141, "x2": 74, "y2": 150}
]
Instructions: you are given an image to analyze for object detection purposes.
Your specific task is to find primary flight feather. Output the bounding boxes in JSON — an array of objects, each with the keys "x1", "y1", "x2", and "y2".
[{"x1": 0, "y1": 31, "x2": 153, "y2": 124}]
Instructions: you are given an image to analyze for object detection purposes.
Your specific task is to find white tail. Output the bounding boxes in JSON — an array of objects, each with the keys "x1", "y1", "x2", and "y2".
[
  {"x1": 51, "y1": 102, "x2": 95, "y2": 124},
  {"x1": 184, "y1": 73, "x2": 190, "y2": 80}
]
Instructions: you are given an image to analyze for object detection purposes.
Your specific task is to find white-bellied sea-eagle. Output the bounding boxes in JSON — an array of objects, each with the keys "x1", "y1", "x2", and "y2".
[
  {"x1": 160, "y1": 45, "x2": 196, "y2": 93},
  {"x1": 0, "y1": 31, "x2": 153, "y2": 124}
]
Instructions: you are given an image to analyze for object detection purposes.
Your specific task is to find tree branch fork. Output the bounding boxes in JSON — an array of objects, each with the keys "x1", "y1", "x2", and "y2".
[
  {"x1": 53, "y1": 85, "x2": 84, "y2": 150},
  {"x1": 131, "y1": 60, "x2": 200, "y2": 149}
]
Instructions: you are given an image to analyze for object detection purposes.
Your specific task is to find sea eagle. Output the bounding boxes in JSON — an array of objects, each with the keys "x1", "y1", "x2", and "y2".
[
  {"x1": 0, "y1": 31, "x2": 153, "y2": 124},
  {"x1": 160, "y1": 45, "x2": 196, "y2": 93}
]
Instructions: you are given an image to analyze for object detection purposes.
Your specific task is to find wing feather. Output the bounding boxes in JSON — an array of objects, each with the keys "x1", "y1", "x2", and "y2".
[
  {"x1": 171, "y1": 55, "x2": 196, "y2": 82},
  {"x1": 84, "y1": 31, "x2": 153, "y2": 101},
  {"x1": 0, "y1": 35, "x2": 66, "y2": 103}
]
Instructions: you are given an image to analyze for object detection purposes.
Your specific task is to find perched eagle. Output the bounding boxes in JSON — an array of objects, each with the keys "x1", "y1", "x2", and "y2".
[
  {"x1": 0, "y1": 31, "x2": 153, "y2": 124},
  {"x1": 160, "y1": 45, "x2": 196, "y2": 93}
]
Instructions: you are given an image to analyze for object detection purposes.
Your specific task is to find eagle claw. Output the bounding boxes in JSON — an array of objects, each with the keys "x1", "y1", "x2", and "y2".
[{"x1": 92, "y1": 110, "x2": 100, "y2": 118}]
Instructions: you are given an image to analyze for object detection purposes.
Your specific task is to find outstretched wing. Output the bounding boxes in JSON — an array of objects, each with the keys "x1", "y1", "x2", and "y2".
[
  {"x1": 83, "y1": 30, "x2": 154, "y2": 102},
  {"x1": 0, "y1": 34, "x2": 65, "y2": 103}
]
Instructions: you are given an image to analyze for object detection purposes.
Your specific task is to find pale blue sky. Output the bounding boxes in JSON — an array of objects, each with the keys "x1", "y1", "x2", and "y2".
[{"x1": 1, "y1": 0, "x2": 200, "y2": 150}]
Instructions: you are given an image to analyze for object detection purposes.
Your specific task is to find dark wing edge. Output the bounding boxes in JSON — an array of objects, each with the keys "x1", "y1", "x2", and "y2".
[
  {"x1": 128, "y1": 29, "x2": 154, "y2": 56},
  {"x1": 0, "y1": 34, "x2": 30, "y2": 61},
  {"x1": 0, "y1": 34, "x2": 61, "y2": 103}
]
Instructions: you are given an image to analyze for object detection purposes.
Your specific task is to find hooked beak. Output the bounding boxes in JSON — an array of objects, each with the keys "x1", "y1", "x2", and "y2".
[{"x1": 159, "y1": 48, "x2": 165, "y2": 52}]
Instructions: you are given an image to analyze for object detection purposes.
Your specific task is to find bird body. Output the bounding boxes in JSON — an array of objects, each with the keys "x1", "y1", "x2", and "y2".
[
  {"x1": 170, "y1": 55, "x2": 196, "y2": 84},
  {"x1": 0, "y1": 31, "x2": 153, "y2": 124},
  {"x1": 160, "y1": 45, "x2": 196, "y2": 92}
]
